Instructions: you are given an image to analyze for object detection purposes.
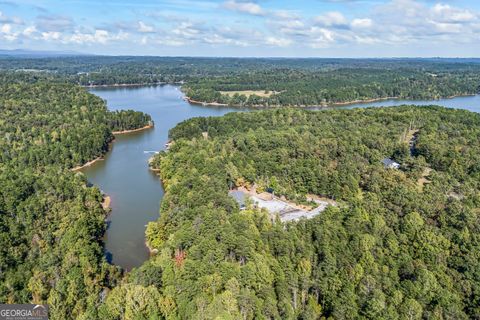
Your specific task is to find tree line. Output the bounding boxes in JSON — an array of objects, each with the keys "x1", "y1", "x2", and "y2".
[
  {"x1": 3, "y1": 61, "x2": 480, "y2": 319},
  {"x1": 1, "y1": 57, "x2": 479, "y2": 106},
  {"x1": 115, "y1": 106, "x2": 480, "y2": 319},
  {"x1": 0, "y1": 79, "x2": 150, "y2": 319},
  {"x1": 184, "y1": 68, "x2": 480, "y2": 107}
]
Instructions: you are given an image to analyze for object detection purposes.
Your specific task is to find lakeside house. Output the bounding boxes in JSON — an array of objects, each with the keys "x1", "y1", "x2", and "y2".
[
  {"x1": 229, "y1": 190, "x2": 247, "y2": 210},
  {"x1": 382, "y1": 158, "x2": 400, "y2": 169},
  {"x1": 228, "y1": 189, "x2": 332, "y2": 222}
]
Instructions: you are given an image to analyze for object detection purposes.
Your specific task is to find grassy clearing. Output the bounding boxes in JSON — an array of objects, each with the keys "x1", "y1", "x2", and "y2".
[
  {"x1": 418, "y1": 167, "x2": 432, "y2": 191},
  {"x1": 219, "y1": 90, "x2": 280, "y2": 98}
]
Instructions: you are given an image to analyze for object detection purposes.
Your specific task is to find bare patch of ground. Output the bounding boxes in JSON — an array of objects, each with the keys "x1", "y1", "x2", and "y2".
[
  {"x1": 418, "y1": 167, "x2": 432, "y2": 191},
  {"x1": 230, "y1": 187, "x2": 336, "y2": 222},
  {"x1": 219, "y1": 90, "x2": 281, "y2": 98},
  {"x1": 102, "y1": 195, "x2": 111, "y2": 210}
]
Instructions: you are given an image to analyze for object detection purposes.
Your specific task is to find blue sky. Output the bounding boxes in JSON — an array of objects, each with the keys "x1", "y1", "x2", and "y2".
[{"x1": 1, "y1": 0, "x2": 480, "y2": 57}]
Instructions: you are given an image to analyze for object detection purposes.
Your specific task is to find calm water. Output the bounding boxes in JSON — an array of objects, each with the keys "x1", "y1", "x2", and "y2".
[
  {"x1": 84, "y1": 85, "x2": 480, "y2": 270},
  {"x1": 327, "y1": 95, "x2": 480, "y2": 112},
  {"x1": 83, "y1": 85, "x2": 249, "y2": 270}
]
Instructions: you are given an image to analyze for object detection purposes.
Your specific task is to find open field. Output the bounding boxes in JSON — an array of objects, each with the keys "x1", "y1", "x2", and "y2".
[{"x1": 219, "y1": 90, "x2": 280, "y2": 98}]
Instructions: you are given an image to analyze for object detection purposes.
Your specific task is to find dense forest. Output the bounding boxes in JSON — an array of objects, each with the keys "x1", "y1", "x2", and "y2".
[
  {"x1": 109, "y1": 110, "x2": 153, "y2": 132},
  {"x1": 3, "y1": 58, "x2": 480, "y2": 319},
  {"x1": 1, "y1": 56, "x2": 480, "y2": 107},
  {"x1": 0, "y1": 82, "x2": 151, "y2": 168},
  {"x1": 0, "y1": 80, "x2": 150, "y2": 319},
  {"x1": 108, "y1": 106, "x2": 480, "y2": 319},
  {"x1": 184, "y1": 68, "x2": 480, "y2": 107}
]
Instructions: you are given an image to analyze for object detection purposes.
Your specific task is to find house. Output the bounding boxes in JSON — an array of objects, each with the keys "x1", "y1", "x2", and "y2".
[
  {"x1": 382, "y1": 158, "x2": 400, "y2": 169},
  {"x1": 229, "y1": 190, "x2": 247, "y2": 210}
]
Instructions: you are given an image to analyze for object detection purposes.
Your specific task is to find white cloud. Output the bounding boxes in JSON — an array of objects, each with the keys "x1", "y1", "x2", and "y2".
[
  {"x1": 69, "y1": 29, "x2": 128, "y2": 44},
  {"x1": 204, "y1": 33, "x2": 249, "y2": 46},
  {"x1": 223, "y1": 0, "x2": 264, "y2": 16},
  {"x1": 23, "y1": 26, "x2": 37, "y2": 36},
  {"x1": 172, "y1": 22, "x2": 201, "y2": 38},
  {"x1": 370, "y1": 0, "x2": 480, "y2": 44},
  {"x1": 309, "y1": 27, "x2": 335, "y2": 48},
  {"x1": 273, "y1": 10, "x2": 300, "y2": 20},
  {"x1": 1, "y1": 23, "x2": 12, "y2": 34},
  {"x1": 315, "y1": 12, "x2": 347, "y2": 27},
  {"x1": 138, "y1": 21, "x2": 154, "y2": 33},
  {"x1": 41, "y1": 31, "x2": 61, "y2": 41},
  {"x1": 351, "y1": 18, "x2": 372, "y2": 29},
  {"x1": 432, "y1": 4, "x2": 475, "y2": 23},
  {"x1": 4, "y1": 0, "x2": 480, "y2": 54},
  {"x1": 266, "y1": 36, "x2": 292, "y2": 47},
  {"x1": 0, "y1": 23, "x2": 18, "y2": 41}
]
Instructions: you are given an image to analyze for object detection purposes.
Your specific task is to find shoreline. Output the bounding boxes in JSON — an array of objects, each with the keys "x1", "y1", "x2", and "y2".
[
  {"x1": 102, "y1": 195, "x2": 111, "y2": 210},
  {"x1": 183, "y1": 95, "x2": 399, "y2": 108},
  {"x1": 184, "y1": 93, "x2": 478, "y2": 109},
  {"x1": 72, "y1": 157, "x2": 105, "y2": 171},
  {"x1": 112, "y1": 124, "x2": 153, "y2": 135},
  {"x1": 330, "y1": 96, "x2": 398, "y2": 106},
  {"x1": 148, "y1": 156, "x2": 161, "y2": 172},
  {"x1": 145, "y1": 240, "x2": 159, "y2": 255},
  {"x1": 84, "y1": 82, "x2": 164, "y2": 88},
  {"x1": 71, "y1": 124, "x2": 152, "y2": 172},
  {"x1": 83, "y1": 81, "x2": 186, "y2": 89},
  {"x1": 185, "y1": 97, "x2": 229, "y2": 107}
]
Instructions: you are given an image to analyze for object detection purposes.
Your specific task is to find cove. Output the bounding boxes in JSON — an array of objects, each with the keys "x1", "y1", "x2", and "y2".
[
  {"x1": 83, "y1": 85, "x2": 480, "y2": 270},
  {"x1": 82, "y1": 85, "x2": 249, "y2": 270}
]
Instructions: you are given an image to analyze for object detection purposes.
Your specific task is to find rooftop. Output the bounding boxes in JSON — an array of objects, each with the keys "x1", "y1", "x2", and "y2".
[
  {"x1": 229, "y1": 189, "x2": 333, "y2": 222},
  {"x1": 382, "y1": 158, "x2": 400, "y2": 168}
]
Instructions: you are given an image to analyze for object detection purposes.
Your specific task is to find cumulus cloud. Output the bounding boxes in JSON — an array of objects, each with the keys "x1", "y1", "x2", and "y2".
[
  {"x1": 351, "y1": 18, "x2": 372, "y2": 29},
  {"x1": 4, "y1": 0, "x2": 480, "y2": 54},
  {"x1": 69, "y1": 29, "x2": 128, "y2": 44},
  {"x1": 266, "y1": 36, "x2": 292, "y2": 47},
  {"x1": 0, "y1": 23, "x2": 19, "y2": 41},
  {"x1": 222, "y1": 0, "x2": 264, "y2": 16},
  {"x1": 137, "y1": 21, "x2": 154, "y2": 33},
  {"x1": 23, "y1": 26, "x2": 36, "y2": 36},
  {"x1": 431, "y1": 3, "x2": 475, "y2": 23},
  {"x1": 41, "y1": 31, "x2": 61, "y2": 41},
  {"x1": 314, "y1": 12, "x2": 348, "y2": 28},
  {"x1": 1, "y1": 23, "x2": 11, "y2": 33},
  {"x1": 371, "y1": 0, "x2": 480, "y2": 44}
]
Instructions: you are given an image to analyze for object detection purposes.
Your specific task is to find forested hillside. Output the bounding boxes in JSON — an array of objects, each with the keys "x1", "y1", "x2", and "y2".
[
  {"x1": 184, "y1": 68, "x2": 480, "y2": 107},
  {"x1": 0, "y1": 82, "x2": 151, "y2": 168},
  {"x1": 3, "y1": 63, "x2": 480, "y2": 319},
  {"x1": 109, "y1": 110, "x2": 153, "y2": 132},
  {"x1": 97, "y1": 106, "x2": 480, "y2": 319},
  {"x1": 0, "y1": 81, "x2": 150, "y2": 319},
  {"x1": 1, "y1": 56, "x2": 480, "y2": 107}
]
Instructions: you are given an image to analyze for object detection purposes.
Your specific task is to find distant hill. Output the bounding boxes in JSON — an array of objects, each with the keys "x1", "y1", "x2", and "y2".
[{"x1": 0, "y1": 49, "x2": 92, "y2": 57}]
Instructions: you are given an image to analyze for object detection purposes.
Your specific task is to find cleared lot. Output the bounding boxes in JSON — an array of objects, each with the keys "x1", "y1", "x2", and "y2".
[{"x1": 229, "y1": 189, "x2": 333, "y2": 222}]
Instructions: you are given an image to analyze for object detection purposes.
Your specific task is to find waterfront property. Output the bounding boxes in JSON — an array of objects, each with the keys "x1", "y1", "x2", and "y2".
[
  {"x1": 229, "y1": 190, "x2": 247, "y2": 210},
  {"x1": 229, "y1": 189, "x2": 332, "y2": 222},
  {"x1": 84, "y1": 84, "x2": 480, "y2": 269}
]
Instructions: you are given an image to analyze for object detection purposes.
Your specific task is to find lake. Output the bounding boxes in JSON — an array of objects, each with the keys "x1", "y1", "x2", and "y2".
[
  {"x1": 83, "y1": 85, "x2": 480, "y2": 270},
  {"x1": 82, "y1": 85, "x2": 249, "y2": 270}
]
